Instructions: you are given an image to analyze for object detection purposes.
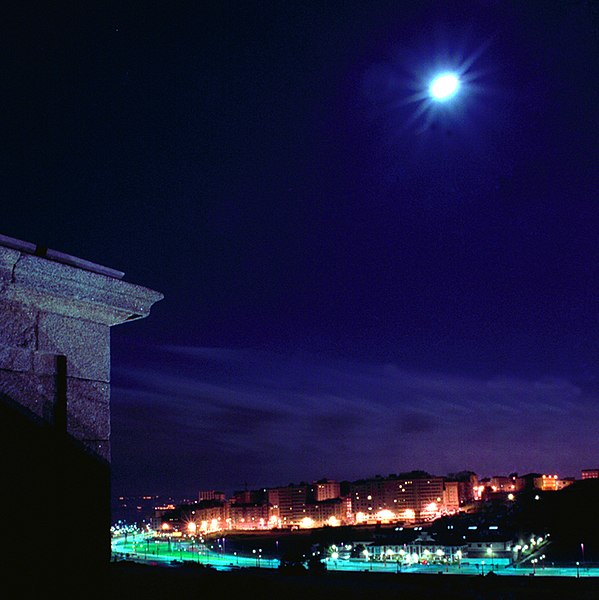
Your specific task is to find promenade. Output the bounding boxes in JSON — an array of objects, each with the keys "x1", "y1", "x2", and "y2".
[{"x1": 112, "y1": 533, "x2": 599, "y2": 578}]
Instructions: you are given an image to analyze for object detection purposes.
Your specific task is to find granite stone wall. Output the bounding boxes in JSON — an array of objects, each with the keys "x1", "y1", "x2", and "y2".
[
  {"x1": 0, "y1": 239, "x2": 162, "y2": 594},
  {"x1": 0, "y1": 243, "x2": 162, "y2": 460}
]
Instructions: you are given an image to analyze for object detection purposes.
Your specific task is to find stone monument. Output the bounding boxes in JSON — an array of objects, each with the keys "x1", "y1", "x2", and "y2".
[{"x1": 0, "y1": 234, "x2": 162, "y2": 594}]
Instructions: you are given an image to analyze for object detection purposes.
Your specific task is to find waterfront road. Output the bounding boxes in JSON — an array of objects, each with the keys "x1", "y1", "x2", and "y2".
[
  {"x1": 112, "y1": 535, "x2": 598, "y2": 578},
  {"x1": 112, "y1": 534, "x2": 278, "y2": 571}
]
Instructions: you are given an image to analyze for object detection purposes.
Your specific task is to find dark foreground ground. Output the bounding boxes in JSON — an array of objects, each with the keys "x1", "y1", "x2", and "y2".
[{"x1": 105, "y1": 562, "x2": 599, "y2": 600}]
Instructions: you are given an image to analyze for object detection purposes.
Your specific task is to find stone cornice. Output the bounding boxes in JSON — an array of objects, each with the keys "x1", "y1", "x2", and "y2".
[{"x1": 0, "y1": 245, "x2": 163, "y2": 326}]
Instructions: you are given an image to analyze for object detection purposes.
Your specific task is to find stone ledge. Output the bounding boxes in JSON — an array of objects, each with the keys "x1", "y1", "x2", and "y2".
[
  {"x1": 0, "y1": 239, "x2": 162, "y2": 463},
  {"x1": 0, "y1": 248, "x2": 163, "y2": 326}
]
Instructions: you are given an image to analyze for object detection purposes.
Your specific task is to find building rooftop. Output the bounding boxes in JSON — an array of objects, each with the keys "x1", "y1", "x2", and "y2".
[
  {"x1": 0, "y1": 233, "x2": 124, "y2": 279},
  {"x1": 0, "y1": 232, "x2": 163, "y2": 325}
]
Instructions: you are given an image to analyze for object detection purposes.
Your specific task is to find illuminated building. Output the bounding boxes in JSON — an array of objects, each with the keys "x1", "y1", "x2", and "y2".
[
  {"x1": 581, "y1": 469, "x2": 599, "y2": 480},
  {"x1": 225, "y1": 487, "x2": 281, "y2": 529},
  {"x1": 536, "y1": 474, "x2": 559, "y2": 491},
  {"x1": 452, "y1": 472, "x2": 479, "y2": 504},
  {"x1": 264, "y1": 488, "x2": 281, "y2": 520},
  {"x1": 301, "y1": 497, "x2": 351, "y2": 526},
  {"x1": 442, "y1": 481, "x2": 460, "y2": 512},
  {"x1": 272, "y1": 484, "x2": 309, "y2": 526},
  {"x1": 180, "y1": 500, "x2": 227, "y2": 532},
  {"x1": 349, "y1": 474, "x2": 446, "y2": 522},
  {"x1": 220, "y1": 483, "x2": 351, "y2": 529},
  {"x1": 369, "y1": 530, "x2": 466, "y2": 565},
  {"x1": 311, "y1": 478, "x2": 341, "y2": 501},
  {"x1": 507, "y1": 473, "x2": 540, "y2": 493},
  {"x1": 556, "y1": 478, "x2": 575, "y2": 490},
  {"x1": 228, "y1": 502, "x2": 272, "y2": 530},
  {"x1": 367, "y1": 523, "x2": 539, "y2": 568},
  {"x1": 489, "y1": 476, "x2": 517, "y2": 493},
  {"x1": 463, "y1": 537, "x2": 513, "y2": 560},
  {"x1": 350, "y1": 477, "x2": 391, "y2": 515},
  {"x1": 534, "y1": 474, "x2": 575, "y2": 491},
  {"x1": 151, "y1": 504, "x2": 177, "y2": 530},
  {"x1": 198, "y1": 490, "x2": 226, "y2": 502},
  {"x1": 476, "y1": 475, "x2": 520, "y2": 500},
  {"x1": 511, "y1": 474, "x2": 526, "y2": 492}
]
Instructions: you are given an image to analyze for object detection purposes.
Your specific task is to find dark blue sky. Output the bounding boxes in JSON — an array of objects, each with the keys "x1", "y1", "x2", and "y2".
[{"x1": 2, "y1": 1, "x2": 599, "y2": 497}]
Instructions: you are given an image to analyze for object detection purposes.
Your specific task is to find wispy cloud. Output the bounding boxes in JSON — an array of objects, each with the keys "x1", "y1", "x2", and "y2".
[{"x1": 110, "y1": 344, "x2": 599, "y2": 496}]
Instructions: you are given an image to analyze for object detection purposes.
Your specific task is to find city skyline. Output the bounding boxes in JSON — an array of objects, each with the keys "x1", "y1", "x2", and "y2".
[
  {"x1": 116, "y1": 467, "x2": 597, "y2": 535},
  {"x1": 2, "y1": 1, "x2": 599, "y2": 500},
  {"x1": 115, "y1": 457, "x2": 595, "y2": 502}
]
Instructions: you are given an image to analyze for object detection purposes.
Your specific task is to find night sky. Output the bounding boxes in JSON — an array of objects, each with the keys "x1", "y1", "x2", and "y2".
[{"x1": 2, "y1": 1, "x2": 599, "y2": 498}]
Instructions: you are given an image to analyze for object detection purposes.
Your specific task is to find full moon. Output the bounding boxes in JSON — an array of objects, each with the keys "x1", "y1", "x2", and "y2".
[{"x1": 429, "y1": 72, "x2": 460, "y2": 101}]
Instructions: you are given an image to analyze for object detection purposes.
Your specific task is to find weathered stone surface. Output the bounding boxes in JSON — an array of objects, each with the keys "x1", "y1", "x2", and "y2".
[
  {"x1": 0, "y1": 300, "x2": 37, "y2": 348},
  {"x1": 0, "y1": 347, "x2": 32, "y2": 372},
  {"x1": 3, "y1": 253, "x2": 163, "y2": 325},
  {"x1": 0, "y1": 246, "x2": 20, "y2": 282},
  {"x1": 37, "y1": 314, "x2": 110, "y2": 382},
  {"x1": 0, "y1": 368, "x2": 111, "y2": 441},
  {"x1": 67, "y1": 378, "x2": 110, "y2": 439},
  {"x1": 32, "y1": 351, "x2": 60, "y2": 375},
  {"x1": 0, "y1": 238, "x2": 162, "y2": 464},
  {"x1": 0, "y1": 369, "x2": 55, "y2": 423}
]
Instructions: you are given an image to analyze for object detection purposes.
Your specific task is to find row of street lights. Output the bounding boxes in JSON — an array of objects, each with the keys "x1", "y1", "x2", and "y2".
[{"x1": 357, "y1": 547, "x2": 465, "y2": 571}]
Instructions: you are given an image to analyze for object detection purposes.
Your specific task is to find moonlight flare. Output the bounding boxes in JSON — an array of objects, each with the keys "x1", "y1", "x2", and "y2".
[{"x1": 429, "y1": 72, "x2": 460, "y2": 101}]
